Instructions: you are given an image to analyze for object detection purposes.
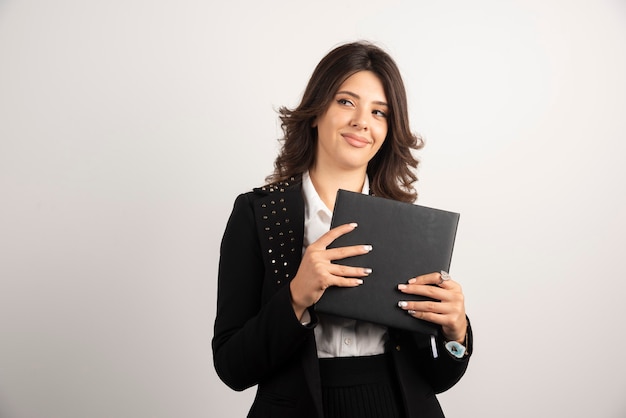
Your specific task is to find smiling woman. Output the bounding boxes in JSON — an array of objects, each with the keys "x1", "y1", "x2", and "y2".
[
  {"x1": 312, "y1": 71, "x2": 389, "y2": 201},
  {"x1": 212, "y1": 41, "x2": 472, "y2": 418},
  {"x1": 270, "y1": 42, "x2": 423, "y2": 204}
]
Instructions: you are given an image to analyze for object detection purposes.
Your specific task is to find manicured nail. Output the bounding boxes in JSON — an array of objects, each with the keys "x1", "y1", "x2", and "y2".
[
  {"x1": 398, "y1": 301, "x2": 408, "y2": 308},
  {"x1": 363, "y1": 245, "x2": 373, "y2": 251},
  {"x1": 407, "y1": 310, "x2": 416, "y2": 315},
  {"x1": 350, "y1": 223, "x2": 358, "y2": 228},
  {"x1": 356, "y1": 279, "x2": 363, "y2": 285},
  {"x1": 363, "y1": 268, "x2": 372, "y2": 274},
  {"x1": 397, "y1": 284, "x2": 407, "y2": 290},
  {"x1": 408, "y1": 278, "x2": 416, "y2": 284}
]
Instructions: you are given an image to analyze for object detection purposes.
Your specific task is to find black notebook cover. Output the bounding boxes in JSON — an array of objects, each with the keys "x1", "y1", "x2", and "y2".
[{"x1": 314, "y1": 189, "x2": 460, "y2": 335}]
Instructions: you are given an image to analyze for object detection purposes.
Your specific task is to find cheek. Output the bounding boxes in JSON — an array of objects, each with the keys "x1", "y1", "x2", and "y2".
[
  {"x1": 375, "y1": 124, "x2": 388, "y2": 144},
  {"x1": 374, "y1": 140, "x2": 385, "y2": 155},
  {"x1": 374, "y1": 126, "x2": 388, "y2": 153}
]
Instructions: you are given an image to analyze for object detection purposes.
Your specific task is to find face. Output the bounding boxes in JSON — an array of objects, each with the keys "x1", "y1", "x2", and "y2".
[{"x1": 313, "y1": 70, "x2": 389, "y2": 173}]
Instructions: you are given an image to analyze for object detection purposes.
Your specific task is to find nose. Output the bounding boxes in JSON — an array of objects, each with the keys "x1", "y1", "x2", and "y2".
[{"x1": 351, "y1": 111, "x2": 368, "y2": 130}]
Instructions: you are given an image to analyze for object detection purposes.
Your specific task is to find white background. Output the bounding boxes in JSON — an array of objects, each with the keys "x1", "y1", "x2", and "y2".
[{"x1": 1, "y1": 0, "x2": 625, "y2": 417}]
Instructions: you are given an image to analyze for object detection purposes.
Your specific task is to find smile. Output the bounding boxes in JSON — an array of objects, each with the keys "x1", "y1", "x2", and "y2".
[{"x1": 341, "y1": 133, "x2": 371, "y2": 148}]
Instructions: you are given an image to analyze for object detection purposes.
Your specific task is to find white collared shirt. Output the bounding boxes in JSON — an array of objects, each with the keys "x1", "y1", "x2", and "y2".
[{"x1": 301, "y1": 171, "x2": 388, "y2": 358}]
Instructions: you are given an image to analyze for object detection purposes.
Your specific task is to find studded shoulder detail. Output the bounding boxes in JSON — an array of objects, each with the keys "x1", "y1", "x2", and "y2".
[{"x1": 252, "y1": 177, "x2": 304, "y2": 287}]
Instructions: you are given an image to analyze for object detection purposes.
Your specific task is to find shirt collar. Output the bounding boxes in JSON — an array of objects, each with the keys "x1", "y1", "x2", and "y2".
[{"x1": 302, "y1": 171, "x2": 369, "y2": 218}]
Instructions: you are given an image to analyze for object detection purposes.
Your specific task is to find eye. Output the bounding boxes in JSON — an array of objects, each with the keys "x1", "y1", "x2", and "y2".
[
  {"x1": 373, "y1": 109, "x2": 387, "y2": 118},
  {"x1": 337, "y1": 98, "x2": 354, "y2": 106}
]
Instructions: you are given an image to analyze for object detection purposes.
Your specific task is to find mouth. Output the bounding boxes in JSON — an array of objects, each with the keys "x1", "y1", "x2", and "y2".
[{"x1": 341, "y1": 133, "x2": 371, "y2": 148}]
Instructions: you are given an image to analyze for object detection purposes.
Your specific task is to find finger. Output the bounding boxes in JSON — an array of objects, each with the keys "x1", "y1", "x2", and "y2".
[
  {"x1": 407, "y1": 271, "x2": 444, "y2": 286},
  {"x1": 312, "y1": 222, "x2": 358, "y2": 249},
  {"x1": 406, "y1": 273, "x2": 460, "y2": 291},
  {"x1": 406, "y1": 309, "x2": 467, "y2": 337},
  {"x1": 406, "y1": 310, "x2": 446, "y2": 326},
  {"x1": 326, "y1": 243, "x2": 373, "y2": 261},
  {"x1": 397, "y1": 283, "x2": 444, "y2": 300},
  {"x1": 402, "y1": 303, "x2": 448, "y2": 327},
  {"x1": 399, "y1": 298, "x2": 466, "y2": 329},
  {"x1": 398, "y1": 300, "x2": 448, "y2": 315},
  {"x1": 330, "y1": 276, "x2": 365, "y2": 288},
  {"x1": 398, "y1": 285, "x2": 465, "y2": 310},
  {"x1": 328, "y1": 264, "x2": 373, "y2": 278}
]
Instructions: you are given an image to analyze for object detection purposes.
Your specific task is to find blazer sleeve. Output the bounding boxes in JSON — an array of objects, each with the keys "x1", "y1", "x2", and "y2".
[
  {"x1": 423, "y1": 318, "x2": 473, "y2": 393},
  {"x1": 212, "y1": 193, "x2": 316, "y2": 391},
  {"x1": 392, "y1": 318, "x2": 473, "y2": 395}
]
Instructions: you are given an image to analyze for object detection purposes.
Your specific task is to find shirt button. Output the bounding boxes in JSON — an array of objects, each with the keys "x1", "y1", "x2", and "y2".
[{"x1": 344, "y1": 338, "x2": 352, "y2": 346}]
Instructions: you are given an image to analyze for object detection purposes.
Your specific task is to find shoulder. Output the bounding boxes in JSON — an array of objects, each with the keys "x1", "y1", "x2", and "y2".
[
  {"x1": 252, "y1": 175, "x2": 302, "y2": 196},
  {"x1": 246, "y1": 176, "x2": 304, "y2": 208},
  {"x1": 228, "y1": 176, "x2": 304, "y2": 219},
  {"x1": 231, "y1": 175, "x2": 303, "y2": 201}
]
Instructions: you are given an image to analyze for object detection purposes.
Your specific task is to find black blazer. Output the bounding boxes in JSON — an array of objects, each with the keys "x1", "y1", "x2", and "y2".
[{"x1": 212, "y1": 178, "x2": 472, "y2": 418}]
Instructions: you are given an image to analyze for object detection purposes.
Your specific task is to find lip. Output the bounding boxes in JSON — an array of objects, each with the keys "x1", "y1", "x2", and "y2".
[{"x1": 341, "y1": 133, "x2": 371, "y2": 148}]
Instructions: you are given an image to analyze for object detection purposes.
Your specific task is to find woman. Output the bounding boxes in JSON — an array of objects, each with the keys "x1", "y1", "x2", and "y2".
[{"x1": 213, "y1": 41, "x2": 472, "y2": 418}]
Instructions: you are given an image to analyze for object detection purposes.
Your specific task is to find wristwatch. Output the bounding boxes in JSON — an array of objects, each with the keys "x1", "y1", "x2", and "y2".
[
  {"x1": 443, "y1": 320, "x2": 471, "y2": 359},
  {"x1": 444, "y1": 340, "x2": 467, "y2": 358}
]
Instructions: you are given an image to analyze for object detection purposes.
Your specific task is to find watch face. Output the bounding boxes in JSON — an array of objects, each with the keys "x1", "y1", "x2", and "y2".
[{"x1": 445, "y1": 341, "x2": 466, "y2": 359}]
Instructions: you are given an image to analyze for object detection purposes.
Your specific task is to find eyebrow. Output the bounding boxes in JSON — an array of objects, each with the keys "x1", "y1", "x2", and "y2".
[{"x1": 336, "y1": 90, "x2": 388, "y2": 107}]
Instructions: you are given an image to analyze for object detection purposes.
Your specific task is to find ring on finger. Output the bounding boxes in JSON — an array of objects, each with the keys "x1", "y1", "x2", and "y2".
[{"x1": 438, "y1": 270, "x2": 451, "y2": 285}]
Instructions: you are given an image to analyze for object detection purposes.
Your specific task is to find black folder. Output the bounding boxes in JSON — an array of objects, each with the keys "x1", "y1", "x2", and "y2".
[{"x1": 314, "y1": 189, "x2": 460, "y2": 335}]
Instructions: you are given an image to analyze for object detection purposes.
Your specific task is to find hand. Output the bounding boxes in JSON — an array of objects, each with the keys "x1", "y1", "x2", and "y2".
[
  {"x1": 289, "y1": 222, "x2": 372, "y2": 320},
  {"x1": 397, "y1": 272, "x2": 467, "y2": 343}
]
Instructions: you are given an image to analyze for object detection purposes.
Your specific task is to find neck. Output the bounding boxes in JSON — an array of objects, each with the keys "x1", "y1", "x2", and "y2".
[{"x1": 309, "y1": 165, "x2": 367, "y2": 211}]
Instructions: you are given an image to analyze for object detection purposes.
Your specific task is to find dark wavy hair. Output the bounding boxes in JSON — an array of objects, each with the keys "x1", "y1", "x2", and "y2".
[{"x1": 267, "y1": 41, "x2": 423, "y2": 203}]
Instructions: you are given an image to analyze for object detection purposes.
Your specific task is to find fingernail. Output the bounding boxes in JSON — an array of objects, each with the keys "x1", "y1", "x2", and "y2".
[
  {"x1": 350, "y1": 222, "x2": 358, "y2": 228},
  {"x1": 398, "y1": 301, "x2": 408, "y2": 308},
  {"x1": 363, "y1": 268, "x2": 372, "y2": 274},
  {"x1": 407, "y1": 310, "x2": 416, "y2": 315},
  {"x1": 356, "y1": 279, "x2": 363, "y2": 285},
  {"x1": 408, "y1": 278, "x2": 416, "y2": 284},
  {"x1": 398, "y1": 284, "x2": 407, "y2": 290},
  {"x1": 363, "y1": 245, "x2": 373, "y2": 251}
]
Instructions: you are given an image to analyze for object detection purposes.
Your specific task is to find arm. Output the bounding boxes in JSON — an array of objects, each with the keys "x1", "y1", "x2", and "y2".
[
  {"x1": 413, "y1": 319, "x2": 473, "y2": 393},
  {"x1": 212, "y1": 193, "x2": 316, "y2": 391},
  {"x1": 389, "y1": 320, "x2": 472, "y2": 395},
  {"x1": 396, "y1": 271, "x2": 473, "y2": 393},
  {"x1": 213, "y1": 193, "x2": 375, "y2": 390}
]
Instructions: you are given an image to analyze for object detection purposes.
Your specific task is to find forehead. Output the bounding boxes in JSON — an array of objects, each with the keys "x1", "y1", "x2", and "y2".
[{"x1": 337, "y1": 71, "x2": 387, "y2": 101}]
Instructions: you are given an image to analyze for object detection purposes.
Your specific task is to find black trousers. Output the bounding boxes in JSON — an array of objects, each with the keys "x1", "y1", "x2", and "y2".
[{"x1": 319, "y1": 354, "x2": 406, "y2": 418}]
